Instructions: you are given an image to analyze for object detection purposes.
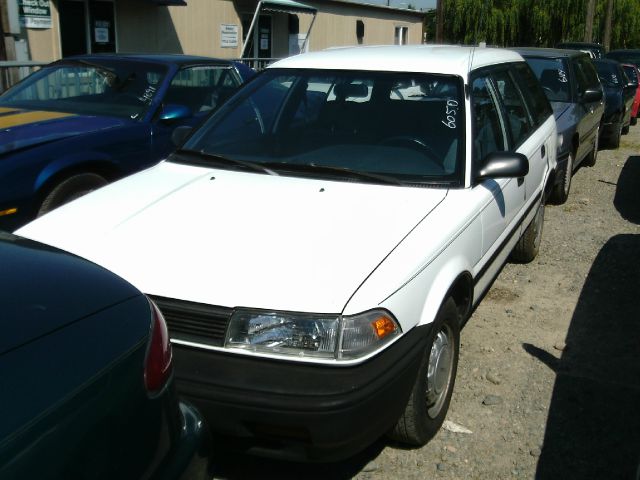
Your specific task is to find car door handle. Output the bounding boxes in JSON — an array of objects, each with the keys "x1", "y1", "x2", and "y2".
[{"x1": 541, "y1": 145, "x2": 546, "y2": 158}]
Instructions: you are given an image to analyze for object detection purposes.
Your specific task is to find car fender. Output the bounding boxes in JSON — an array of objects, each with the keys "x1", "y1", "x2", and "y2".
[
  {"x1": 408, "y1": 255, "x2": 473, "y2": 326},
  {"x1": 34, "y1": 151, "x2": 113, "y2": 193}
]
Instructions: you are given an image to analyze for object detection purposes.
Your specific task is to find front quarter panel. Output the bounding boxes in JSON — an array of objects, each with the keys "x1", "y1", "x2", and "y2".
[{"x1": 344, "y1": 191, "x2": 482, "y2": 332}]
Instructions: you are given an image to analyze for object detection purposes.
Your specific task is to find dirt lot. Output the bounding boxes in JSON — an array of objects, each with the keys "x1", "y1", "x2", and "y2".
[{"x1": 212, "y1": 127, "x2": 640, "y2": 480}]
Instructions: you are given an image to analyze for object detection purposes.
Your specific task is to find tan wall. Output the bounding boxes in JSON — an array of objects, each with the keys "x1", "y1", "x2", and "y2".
[
  {"x1": 296, "y1": 2, "x2": 423, "y2": 53},
  {"x1": 23, "y1": 1, "x2": 60, "y2": 62},
  {"x1": 117, "y1": 0, "x2": 244, "y2": 58},
  {"x1": 20, "y1": 0, "x2": 423, "y2": 62}
]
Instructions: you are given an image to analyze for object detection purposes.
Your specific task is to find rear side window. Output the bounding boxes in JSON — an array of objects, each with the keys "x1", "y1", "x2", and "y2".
[{"x1": 513, "y1": 62, "x2": 552, "y2": 126}]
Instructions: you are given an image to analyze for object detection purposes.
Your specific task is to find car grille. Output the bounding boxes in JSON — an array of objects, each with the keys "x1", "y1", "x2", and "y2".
[{"x1": 149, "y1": 295, "x2": 232, "y2": 346}]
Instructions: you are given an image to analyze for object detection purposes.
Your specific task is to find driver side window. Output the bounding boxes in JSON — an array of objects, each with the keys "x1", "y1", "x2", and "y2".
[{"x1": 471, "y1": 75, "x2": 507, "y2": 170}]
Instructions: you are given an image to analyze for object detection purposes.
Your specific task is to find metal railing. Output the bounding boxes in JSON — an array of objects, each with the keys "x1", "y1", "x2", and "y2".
[
  {"x1": 232, "y1": 57, "x2": 280, "y2": 71},
  {"x1": 0, "y1": 61, "x2": 47, "y2": 92}
]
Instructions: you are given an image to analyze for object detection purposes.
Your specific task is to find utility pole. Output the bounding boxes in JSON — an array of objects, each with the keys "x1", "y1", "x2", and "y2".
[
  {"x1": 602, "y1": 0, "x2": 613, "y2": 51},
  {"x1": 584, "y1": 0, "x2": 595, "y2": 42},
  {"x1": 435, "y1": 0, "x2": 443, "y2": 43}
]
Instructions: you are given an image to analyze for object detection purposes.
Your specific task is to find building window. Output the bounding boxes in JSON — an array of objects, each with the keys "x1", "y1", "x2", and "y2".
[{"x1": 394, "y1": 26, "x2": 408, "y2": 45}]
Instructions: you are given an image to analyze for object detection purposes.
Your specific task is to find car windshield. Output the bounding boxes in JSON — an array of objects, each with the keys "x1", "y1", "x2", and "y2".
[
  {"x1": 0, "y1": 59, "x2": 168, "y2": 120},
  {"x1": 595, "y1": 62, "x2": 622, "y2": 87},
  {"x1": 525, "y1": 57, "x2": 571, "y2": 102},
  {"x1": 183, "y1": 69, "x2": 464, "y2": 184}
]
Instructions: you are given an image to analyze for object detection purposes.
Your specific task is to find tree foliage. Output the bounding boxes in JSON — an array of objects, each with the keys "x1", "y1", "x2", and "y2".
[{"x1": 435, "y1": 0, "x2": 640, "y2": 49}]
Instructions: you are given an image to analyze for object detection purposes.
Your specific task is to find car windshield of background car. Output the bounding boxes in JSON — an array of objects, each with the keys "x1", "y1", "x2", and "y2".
[
  {"x1": 595, "y1": 62, "x2": 622, "y2": 87},
  {"x1": 183, "y1": 69, "x2": 464, "y2": 184},
  {"x1": 526, "y1": 57, "x2": 571, "y2": 102},
  {"x1": 0, "y1": 60, "x2": 168, "y2": 120}
]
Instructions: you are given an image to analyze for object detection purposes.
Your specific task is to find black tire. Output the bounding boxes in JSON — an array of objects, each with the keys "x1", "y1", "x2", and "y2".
[
  {"x1": 610, "y1": 121, "x2": 622, "y2": 149},
  {"x1": 583, "y1": 127, "x2": 599, "y2": 167},
  {"x1": 389, "y1": 297, "x2": 460, "y2": 446},
  {"x1": 631, "y1": 117, "x2": 637, "y2": 126},
  {"x1": 622, "y1": 124, "x2": 630, "y2": 135},
  {"x1": 511, "y1": 199, "x2": 545, "y2": 263},
  {"x1": 38, "y1": 173, "x2": 108, "y2": 216},
  {"x1": 549, "y1": 151, "x2": 573, "y2": 205}
]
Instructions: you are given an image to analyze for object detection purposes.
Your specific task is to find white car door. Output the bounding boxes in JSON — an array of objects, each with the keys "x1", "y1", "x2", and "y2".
[{"x1": 469, "y1": 72, "x2": 525, "y2": 296}]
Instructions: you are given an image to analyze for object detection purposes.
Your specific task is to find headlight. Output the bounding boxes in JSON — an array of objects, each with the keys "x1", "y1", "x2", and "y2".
[{"x1": 225, "y1": 308, "x2": 400, "y2": 360}]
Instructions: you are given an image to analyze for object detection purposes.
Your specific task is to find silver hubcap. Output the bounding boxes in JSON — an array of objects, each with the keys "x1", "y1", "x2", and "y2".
[{"x1": 426, "y1": 325, "x2": 454, "y2": 418}]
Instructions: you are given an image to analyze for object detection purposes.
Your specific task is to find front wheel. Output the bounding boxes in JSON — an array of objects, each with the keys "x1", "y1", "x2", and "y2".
[
  {"x1": 38, "y1": 173, "x2": 108, "y2": 217},
  {"x1": 549, "y1": 151, "x2": 573, "y2": 205},
  {"x1": 583, "y1": 127, "x2": 599, "y2": 167},
  {"x1": 389, "y1": 297, "x2": 460, "y2": 446},
  {"x1": 511, "y1": 199, "x2": 545, "y2": 263}
]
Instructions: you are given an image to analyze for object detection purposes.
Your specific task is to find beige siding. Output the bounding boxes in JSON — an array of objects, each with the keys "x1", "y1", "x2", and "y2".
[
  {"x1": 117, "y1": 0, "x2": 244, "y2": 58},
  {"x1": 296, "y1": 2, "x2": 423, "y2": 53},
  {"x1": 19, "y1": 0, "x2": 424, "y2": 62},
  {"x1": 23, "y1": 2, "x2": 60, "y2": 62}
]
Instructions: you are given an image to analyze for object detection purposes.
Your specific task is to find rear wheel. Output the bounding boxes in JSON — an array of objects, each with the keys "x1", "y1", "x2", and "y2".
[
  {"x1": 38, "y1": 173, "x2": 108, "y2": 216},
  {"x1": 389, "y1": 297, "x2": 460, "y2": 446},
  {"x1": 610, "y1": 121, "x2": 622, "y2": 149},
  {"x1": 511, "y1": 198, "x2": 545, "y2": 263},
  {"x1": 549, "y1": 151, "x2": 573, "y2": 204}
]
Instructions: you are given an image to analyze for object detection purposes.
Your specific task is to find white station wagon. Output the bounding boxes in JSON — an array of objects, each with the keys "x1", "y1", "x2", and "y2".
[{"x1": 18, "y1": 45, "x2": 557, "y2": 461}]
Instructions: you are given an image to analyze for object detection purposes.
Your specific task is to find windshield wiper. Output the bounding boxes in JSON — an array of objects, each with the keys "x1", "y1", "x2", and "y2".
[
  {"x1": 261, "y1": 162, "x2": 406, "y2": 186},
  {"x1": 173, "y1": 149, "x2": 278, "y2": 176}
]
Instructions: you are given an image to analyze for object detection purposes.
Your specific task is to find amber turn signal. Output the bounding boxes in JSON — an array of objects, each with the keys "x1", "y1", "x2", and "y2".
[
  {"x1": 372, "y1": 315, "x2": 397, "y2": 339},
  {"x1": 0, "y1": 207, "x2": 17, "y2": 217}
]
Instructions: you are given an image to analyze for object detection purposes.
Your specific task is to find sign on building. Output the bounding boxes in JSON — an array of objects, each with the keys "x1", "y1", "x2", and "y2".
[
  {"x1": 19, "y1": 0, "x2": 52, "y2": 29},
  {"x1": 220, "y1": 24, "x2": 239, "y2": 49}
]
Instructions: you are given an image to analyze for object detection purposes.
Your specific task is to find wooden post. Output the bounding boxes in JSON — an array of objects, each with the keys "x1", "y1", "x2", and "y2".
[{"x1": 584, "y1": 0, "x2": 595, "y2": 43}]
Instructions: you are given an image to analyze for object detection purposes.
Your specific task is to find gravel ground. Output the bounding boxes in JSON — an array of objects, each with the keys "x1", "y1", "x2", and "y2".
[{"x1": 211, "y1": 126, "x2": 640, "y2": 480}]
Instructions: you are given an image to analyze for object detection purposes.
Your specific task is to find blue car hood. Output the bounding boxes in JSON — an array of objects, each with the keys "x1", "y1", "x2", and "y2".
[
  {"x1": 0, "y1": 232, "x2": 141, "y2": 356},
  {"x1": 550, "y1": 102, "x2": 571, "y2": 121},
  {"x1": 0, "y1": 107, "x2": 128, "y2": 155}
]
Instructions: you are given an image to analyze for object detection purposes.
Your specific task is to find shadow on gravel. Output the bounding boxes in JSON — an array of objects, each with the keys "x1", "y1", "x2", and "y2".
[
  {"x1": 209, "y1": 436, "x2": 385, "y2": 479},
  {"x1": 522, "y1": 158, "x2": 640, "y2": 480},
  {"x1": 614, "y1": 156, "x2": 640, "y2": 224}
]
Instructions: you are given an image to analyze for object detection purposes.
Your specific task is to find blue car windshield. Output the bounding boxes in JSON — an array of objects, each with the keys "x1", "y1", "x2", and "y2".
[
  {"x1": 183, "y1": 69, "x2": 464, "y2": 184},
  {"x1": 526, "y1": 57, "x2": 571, "y2": 102},
  {"x1": 0, "y1": 59, "x2": 168, "y2": 120},
  {"x1": 595, "y1": 62, "x2": 623, "y2": 87}
]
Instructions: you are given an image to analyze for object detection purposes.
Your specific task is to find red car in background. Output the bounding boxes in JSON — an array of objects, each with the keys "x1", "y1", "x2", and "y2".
[{"x1": 621, "y1": 63, "x2": 640, "y2": 125}]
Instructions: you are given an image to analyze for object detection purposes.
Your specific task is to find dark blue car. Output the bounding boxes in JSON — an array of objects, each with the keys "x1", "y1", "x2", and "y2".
[
  {"x1": 593, "y1": 58, "x2": 635, "y2": 148},
  {"x1": 0, "y1": 231, "x2": 213, "y2": 479},
  {"x1": 0, "y1": 54, "x2": 254, "y2": 232}
]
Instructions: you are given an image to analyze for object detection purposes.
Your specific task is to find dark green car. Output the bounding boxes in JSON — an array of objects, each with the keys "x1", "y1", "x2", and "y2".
[{"x1": 0, "y1": 232, "x2": 211, "y2": 480}]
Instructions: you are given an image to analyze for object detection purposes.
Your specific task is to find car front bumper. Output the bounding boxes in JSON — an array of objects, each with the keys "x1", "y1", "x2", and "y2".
[
  {"x1": 153, "y1": 400, "x2": 212, "y2": 480},
  {"x1": 172, "y1": 324, "x2": 431, "y2": 462}
]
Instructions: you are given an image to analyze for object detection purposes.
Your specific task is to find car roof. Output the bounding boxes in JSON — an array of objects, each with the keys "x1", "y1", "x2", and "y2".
[
  {"x1": 64, "y1": 53, "x2": 237, "y2": 67},
  {"x1": 512, "y1": 47, "x2": 586, "y2": 59},
  {"x1": 557, "y1": 41, "x2": 603, "y2": 48},
  {"x1": 269, "y1": 45, "x2": 524, "y2": 77}
]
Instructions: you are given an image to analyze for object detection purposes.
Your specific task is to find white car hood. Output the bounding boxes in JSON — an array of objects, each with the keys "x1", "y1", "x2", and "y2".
[{"x1": 18, "y1": 161, "x2": 447, "y2": 313}]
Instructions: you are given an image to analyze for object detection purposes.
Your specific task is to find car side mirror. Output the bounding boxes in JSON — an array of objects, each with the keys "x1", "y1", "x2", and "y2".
[
  {"x1": 581, "y1": 88, "x2": 603, "y2": 103},
  {"x1": 477, "y1": 152, "x2": 529, "y2": 181},
  {"x1": 172, "y1": 125, "x2": 193, "y2": 147},
  {"x1": 159, "y1": 104, "x2": 192, "y2": 123}
]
